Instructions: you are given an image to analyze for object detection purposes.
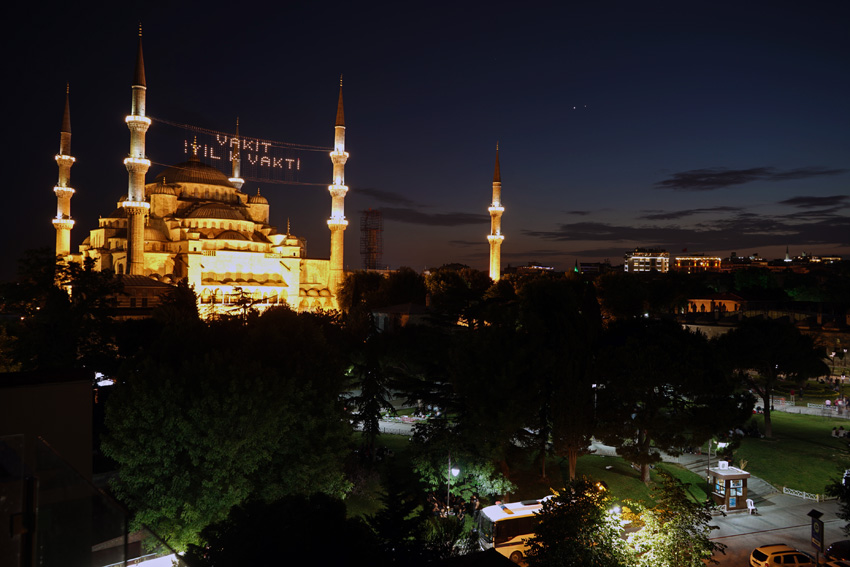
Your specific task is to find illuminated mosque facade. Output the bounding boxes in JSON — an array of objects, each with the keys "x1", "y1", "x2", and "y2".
[{"x1": 51, "y1": 33, "x2": 348, "y2": 316}]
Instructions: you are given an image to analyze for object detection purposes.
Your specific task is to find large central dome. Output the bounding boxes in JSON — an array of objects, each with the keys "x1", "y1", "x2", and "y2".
[{"x1": 152, "y1": 155, "x2": 235, "y2": 188}]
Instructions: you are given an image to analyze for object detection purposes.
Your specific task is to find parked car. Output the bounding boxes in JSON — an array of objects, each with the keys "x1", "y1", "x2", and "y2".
[
  {"x1": 827, "y1": 540, "x2": 850, "y2": 561},
  {"x1": 750, "y1": 543, "x2": 814, "y2": 566}
]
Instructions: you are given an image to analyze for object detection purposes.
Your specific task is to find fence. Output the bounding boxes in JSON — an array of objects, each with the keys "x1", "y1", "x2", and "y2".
[{"x1": 782, "y1": 487, "x2": 835, "y2": 502}]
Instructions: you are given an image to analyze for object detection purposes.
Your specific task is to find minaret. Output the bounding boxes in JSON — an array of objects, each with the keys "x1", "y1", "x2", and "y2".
[
  {"x1": 121, "y1": 25, "x2": 152, "y2": 275},
  {"x1": 327, "y1": 76, "x2": 349, "y2": 293},
  {"x1": 52, "y1": 84, "x2": 75, "y2": 258},
  {"x1": 229, "y1": 118, "x2": 244, "y2": 189},
  {"x1": 487, "y1": 144, "x2": 505, "y2": 281}
]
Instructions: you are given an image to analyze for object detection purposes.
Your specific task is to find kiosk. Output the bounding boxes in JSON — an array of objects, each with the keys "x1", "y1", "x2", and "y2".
[{"x1": 707, "y1": 461, "x2": 750, "y2": 511}]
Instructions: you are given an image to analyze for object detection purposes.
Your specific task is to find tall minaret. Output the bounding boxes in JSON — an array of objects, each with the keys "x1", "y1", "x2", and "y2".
[
  {"x1": 327, "y1": 77, "x2": 349, "y2": 293},
  {"x1": 487, "y1": 144, "x2": 505, "y2": 281},
  {"x1": 122, "y1": 26, "x2": 151, "y2": 275},
  {"x1": 229, "y1": 118, "x2": 244, "y2": 189},
  {"x1": 52, "y1": 84, "x2": 75, "y2": 258}
]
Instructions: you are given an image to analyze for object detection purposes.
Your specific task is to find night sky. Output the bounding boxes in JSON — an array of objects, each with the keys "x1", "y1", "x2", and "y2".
[{"x1": 6, "y1": 2, "x2": 849, "y2": 281}]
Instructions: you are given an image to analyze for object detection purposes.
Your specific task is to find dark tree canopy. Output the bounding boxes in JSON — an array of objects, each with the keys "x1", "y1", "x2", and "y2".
[
  {"x1": 596, "y1": 319, "x2": 751, "y2": 483},
  {"x1": 526, "y1": 477, "x2": 632, "y2": 567},
  {"x1": 714, "y1": 316, "x2": 828, "y2": 437},
  {"x1": 102, "y1": 306, "x2": 352, "y2": 550}
]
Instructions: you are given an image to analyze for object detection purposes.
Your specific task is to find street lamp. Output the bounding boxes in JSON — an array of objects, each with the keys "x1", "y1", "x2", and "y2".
[{"x1": 447, "y1": 453, "x2": 460, "y2": 509}]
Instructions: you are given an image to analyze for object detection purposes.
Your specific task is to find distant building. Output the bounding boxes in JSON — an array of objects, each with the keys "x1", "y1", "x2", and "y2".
[
  {"x1": 624, "y1": 248, "x2": 669, "y2": 273},
  {"x1": 579, "y1": 260, "x2": 614, "y2": 274},
  {"x1": 720, "y1": 252, "x2": 768, "y2": 272},
  {"x1": 673, "y1": 254, "x2": 722, "y2": 273},
  {"x1": 502, "y1": 262, "x2": 556, "y2": 276}
]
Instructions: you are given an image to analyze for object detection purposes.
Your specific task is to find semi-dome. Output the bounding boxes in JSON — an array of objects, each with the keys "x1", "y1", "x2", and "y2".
[
  {"x1": 248, "y1": 189, "x2": 268, "y2": 205},
  {"x1": 152, "y1": 155, "x2": 235, "y2": 188},
  {"x1": 187, "y1": 203, "x2": 245, "y2": 220},
  {"x1": 144, "y1": 226, "x2": 169, "y2": 241},
  {"x1": 217, "y1": 230, "x2": 248, "y2": 241}
]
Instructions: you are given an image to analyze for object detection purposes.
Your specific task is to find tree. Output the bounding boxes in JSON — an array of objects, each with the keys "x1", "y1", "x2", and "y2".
[
  {"x1": 410, "y1": 419, "x2": 516, "y2": 504},
  {"x1": 714, "y1": 317, "x2": 828, "y2": 437},
  {"x1": 425, "y1": 264, "x2": 491, "y2": 328},
  {"x1": 184, "y1": 494, "x2": 379, "y2": 566},
  {"x1": 596, "y1": 319, "x2": 751, "y2": 483},
  {"x1": 102, "y1": 308, "x2": 352, "y2": 550},
  {"x1": 826, "y1": 472, "x2": 850, "y2": 537},
  {"x1": 629, "y1": 471, "x2": 726, "y2": 567},
  {"x1": 347, "y1": 333, "x2": 398, "y2": 461},
  {"x1": 1, "y1": 249, "x2": 121, "y2": 371},
  {"x1": 366, "y1": 474, "x2": 430, "y2": 565},
  {"x1": 518, "y1": 276, "x2": 602, "y2": 480},
  {"x1": 525, "y1": 477, "x2": 633, "y2": 567}
]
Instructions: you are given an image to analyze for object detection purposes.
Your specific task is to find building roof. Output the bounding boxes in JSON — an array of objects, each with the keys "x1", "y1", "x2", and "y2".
[
  {"x1": 152, "y1": 156, "x2": 236, "y2": 188},
  {"x1": 187, "y1": 203, "x2": 246, "y2": 220}
]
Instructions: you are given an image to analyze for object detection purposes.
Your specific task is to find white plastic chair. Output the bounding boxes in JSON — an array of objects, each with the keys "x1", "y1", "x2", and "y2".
[{"x1": 747, "y1": 499, "x2": 757, "y2": 515}]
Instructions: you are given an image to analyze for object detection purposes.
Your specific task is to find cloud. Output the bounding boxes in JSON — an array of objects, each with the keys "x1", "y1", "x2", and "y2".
[
  {"x1": 778, "y1": 195, "x2": 850, "y2": 209},
  {"x1": 522, "y1": 212, "x2": 850, "y2": 251},
  {"x1": 448, "y1": 239, "x2": 481, "y2": 248},
  {"x1": 355, "y1": 188, "x2": 419, "y2": 207},
  {"x1": 382, "y1": 207, "x2": 488, "y2": 226},
  {"x1": 639, "y1": 206, "x2": 740, "y2": 220},
  {"x1": 564, "y1": 210, "x2": 592, "y2": 216},
  {"x1": 655, "y1": 167, "x2": 847, "y2": 191}
]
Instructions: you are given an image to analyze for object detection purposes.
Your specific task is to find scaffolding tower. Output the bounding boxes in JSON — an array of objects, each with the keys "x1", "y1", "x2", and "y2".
[{"x1": 360, "y1": 209, "x2": 383, "y2": 270}]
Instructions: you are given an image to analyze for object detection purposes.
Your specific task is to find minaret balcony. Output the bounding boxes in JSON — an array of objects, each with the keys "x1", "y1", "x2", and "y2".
[
  {"x1": 487, "y1": 234, "x2": 505, "y2": 242},
  {"x1": 54, "y1": 186, "x2": 76, "y2": 195},
  {"x1": 124, "y1": 157, "x2": 152, "y2": 174},
  {"x1": 327, "y1": 218, "x2": 349, "y2": 228},
  {"x1": 54, "y1": 154, "x2": 76, "y2": 164},
  {"x1": 52, "y1": 218, "x2": 75, "y2": 229},
  {"x1": 121, "y1": 200, "x2": 151, "y2": 212},
  {"x1": 488, "y1": 206, "x2": 505, "y2": 213},
  {"x1": 125, "y1": 115, "x2": 152, "y2": 126},
  {"x1": 328, "y1": 185, "x2": 349, "y2": 198}
]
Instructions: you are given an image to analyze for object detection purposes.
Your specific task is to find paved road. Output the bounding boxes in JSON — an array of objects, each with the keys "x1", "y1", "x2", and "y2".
[
  {"x1": 710, "y1": 495, "x2": 843, "y2": 565},
  {"x1": 669, "y1": 448, "x2": 844, "y2": 565}
]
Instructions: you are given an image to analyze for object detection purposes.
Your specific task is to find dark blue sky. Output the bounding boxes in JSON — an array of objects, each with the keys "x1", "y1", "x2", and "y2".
[{"x1": 6, "y1": 1, "x2": 849, "y2": 280}]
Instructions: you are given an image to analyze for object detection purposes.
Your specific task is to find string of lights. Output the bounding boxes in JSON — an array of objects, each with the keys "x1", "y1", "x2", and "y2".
[
  {"x1": 145, "y1": 158, "x2": 329, "y2": 188},
  {"x1": 147, "y1": 117, "x2": 335, "y2": 186},
  {"x1": 151, "y1": 116, "x2": 331, "y2": 152}
]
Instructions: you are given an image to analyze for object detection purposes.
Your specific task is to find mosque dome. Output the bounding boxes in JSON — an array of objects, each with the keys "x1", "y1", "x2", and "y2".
[
  {"x1": 149, "y1": 180, "x2": 177, "y2": 196},
  {"x1": 248, "y1": 189, "x2": 268, "y2": 205},
  {"x1": 152, "y1": 155, "x2": 235, "y2": 188}
]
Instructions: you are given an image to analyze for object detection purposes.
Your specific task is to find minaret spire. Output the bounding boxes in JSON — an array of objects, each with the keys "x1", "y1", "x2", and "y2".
[
  {"x1": 122, "y1": 25, "x2": 152, "y2": 275},
  {"x1": 53, "y1": 84, "x2": 76, "y2": 258},
  {"x1": 229, "y1": 117, "x2": 244, "y2": 189},
  {"x1": 335, "y1": 75, "x2": 345, "y2": 127},
  {"x1": 487, "y1": 143, "x2": 505, "y2": 281},
  {"x1": 327, "y1": 77, "x2": 349, "y2": 295}
]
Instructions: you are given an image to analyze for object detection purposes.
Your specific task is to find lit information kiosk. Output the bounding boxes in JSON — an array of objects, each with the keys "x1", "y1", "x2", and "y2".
[{"x1": 707, "y1": 460, "x2": 750, "y2": 511}]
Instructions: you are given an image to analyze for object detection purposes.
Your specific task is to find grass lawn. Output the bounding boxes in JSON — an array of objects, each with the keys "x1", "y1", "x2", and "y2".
[
  {"x1": 573, "y1": 455, "x2": 709, "y2": 504},
  {"x1": 734, "y1": 411, "x2": 850, "y2": 494},
  {"x1": 345, "y1": 432, "x2": 709, "y2": 518}
]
